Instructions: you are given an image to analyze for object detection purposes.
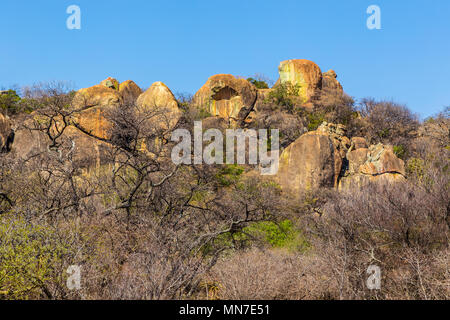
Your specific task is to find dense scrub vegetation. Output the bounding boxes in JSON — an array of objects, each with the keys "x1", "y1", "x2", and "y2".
[{"x1": 0, "y1": 82, "x2": 448, "y2": 300}]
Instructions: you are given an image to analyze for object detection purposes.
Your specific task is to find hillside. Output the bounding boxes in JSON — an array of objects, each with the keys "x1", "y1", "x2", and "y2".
[{"x1": 0, "y1": 59, "x2": 449, "y2": 300}]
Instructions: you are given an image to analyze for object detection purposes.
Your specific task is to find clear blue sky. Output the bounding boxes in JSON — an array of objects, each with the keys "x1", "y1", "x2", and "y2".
[{"x1": 1, "y1": 0, "x2": 449, "y2": 118}]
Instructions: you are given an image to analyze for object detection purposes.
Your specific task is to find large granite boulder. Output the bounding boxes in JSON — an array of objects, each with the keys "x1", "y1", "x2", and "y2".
[
  {"x1": 359, "y1": 144, "x2": 406, "y2": 176},
  {"x1": 192, "y1": 74, "x2": 257, "y2": 122},
  {"x1": 339, "y1": 143, "x2": 406, "y2": 189},
  {"x1": 136, "y1": 81, "x2": 181, "y2": 131},
  {"x1": 70, "y1": 82, "x2": 125, "y2": 140},
  {"x1": 72, "y1": 85, "x2": 123, "y2": 110},
  {"x1": 276, "y1": 120, "x2": 406, "y2": 194},
  {"x1": 276, "y1": 59, "x2": 323, "y2": 103},
  {"x1": 119, "y1": 80, "x2": 142, "y2": 104},
  {"x1": 11, "y1": 114, "x2": 113, "y2": 169},
  {"x1": 73, "y1": 106, "x2": 113, "y2": 140},
  {"x1": 100, "y1": 77, "x2": 120, "y2": 91},
  {"x1": 276, "y1": 127, "x2": 343, "y2": 193}
]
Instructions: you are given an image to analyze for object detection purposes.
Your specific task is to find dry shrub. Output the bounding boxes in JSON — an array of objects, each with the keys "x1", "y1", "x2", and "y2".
[
  {"x1": 301, "y1": 161, "x2": 449, "y2": 299},
  {"x1": 207, "y1": 248, "x2": 339, "y2": 300},
  {"x1": 359, "y1": 99, "x2": 419, "y2": 150}
]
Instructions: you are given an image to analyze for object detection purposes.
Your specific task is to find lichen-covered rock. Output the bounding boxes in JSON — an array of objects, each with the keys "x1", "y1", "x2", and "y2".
[
  {"x1": 340, "y1": 143, "x2": 406, "y2": 190},
  {"x1": 359, "y1": 144, "x2": 406, "y2": 176},
  {"x1": 72, "y1": 85, "x2": 123, "y2": 110},
  {"x1": 0, "y1": 113, "x2": 14, "y2": 153},
  {"x1": 277, "y1": 120, "x2": 407, "y2": 194},
  {"x1": 277, "y1": 59, "x2": 323, "y2": 103},
  {"x1": 192, "y1": 74, "x2": 257, "y2": 122},
  {"x1": 136, "y1": 81, "x2": 181, "y2": 131},
  {"x1": 100, "y1": 77, "x2": 120, "y2": 90},
  {"x1": 63, "y1": 126, "x2": 112, "y2": 168},
  {"x1": 317, "y1": 122, "x2": 350, "y2": 159},
  {"x1": 119, "y1": 80, "x2": 142, "y2": 104}
]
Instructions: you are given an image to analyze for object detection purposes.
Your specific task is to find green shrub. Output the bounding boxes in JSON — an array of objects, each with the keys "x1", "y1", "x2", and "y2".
[
  {"x1": 244, "y1": 220, "x2": 294, "y2": 247},
  {"x1": 306, "y1": 112, "x2": 326, "y2": 131},
  {"x1": 247, "y1": 77, "x2": 269, "y2": 89},
  {"x1": 393, "y1": 145, "x2": 406, "y2": 159},
  {"x1": 406, "y1": 157, "x2": 425, "y2": 181},
  {"x1": 266, "y1": 83, "x2": 302, "y2": 111},
  {"x1": 0, "y1": 90, "x2": 22, "y2": 114},
  {"x1": 0, "y1": 214, "x2": 68, "y2": 299},
  {"x1": 243, "y1": 219, "x2": 310, "y2": 252},
  {"x1": 215, "y1": 165, "x2": 244, "y2": 187}
]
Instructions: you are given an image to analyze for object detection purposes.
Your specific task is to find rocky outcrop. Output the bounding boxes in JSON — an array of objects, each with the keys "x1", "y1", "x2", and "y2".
[
  {"x1": 322, "y1": 69, "x2": 343, "y2": 96},
  {"x1": 11, "y1": 118, "x2": 112, "y2": 169},
  {"x1": 277, "y1": 121, "x2": 406, "y2": 194},
  {"x1": 100, "y1": 77, "x2": 120, "y2": 90},
  {"x1": 119, "y1": 80, "x2": 142, "y2": 104},
  {"x1": 276, "y1": 59, "x2": 323, "y2": 103},
  {"x1": 137, "y1": 81, "x2": 181, "y2": 131},
  {"x1": 192, "y1": 74, "x2": 257, "y2": 123},
  {"x1": 72, "y1": 85, "x2": 123, "y2": 110},
  {"x1": 73, "y1": 107, "x2": 113, "y2": 140},
  {"x1": 0, "y1": 113, "x2": 14, "y2": 153},
  {"x1": 339, "y1": 141, "x2": 406, "y2": 189},
  {"x1": 192, "y1": 60, "x2": 345, "y2": 125},
  {"x1": 359, "y1": 144, "x2": 406, "y2": 176},
  {"x1": 70, "y1": 84, "x2": 123, "y2": 143},
  {"x1": 276, "y1": 126, "x2": 343, "y2": 193},
  {"x1": 11, "y1": 80, "x2": 125, "y2": 167},
  {"x1": 10, "y1": 120, "x2": 47, "y2": 159}
]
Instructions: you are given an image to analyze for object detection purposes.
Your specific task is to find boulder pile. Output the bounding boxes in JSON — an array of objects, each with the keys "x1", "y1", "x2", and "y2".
[{"x1": 2, "y1": 60, "x2": 407, "y2": 193}]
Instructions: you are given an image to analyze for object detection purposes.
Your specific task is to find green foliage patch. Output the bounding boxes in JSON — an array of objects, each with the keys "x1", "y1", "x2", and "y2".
[{"x1": 0, "y1": 213, "x2": 68, "y2": 299}]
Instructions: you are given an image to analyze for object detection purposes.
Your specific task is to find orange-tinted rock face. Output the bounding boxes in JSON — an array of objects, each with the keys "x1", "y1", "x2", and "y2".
[
  {"x1": 100, "y1": 77, "x2": 120, "y2": 90},
  {"x1": 359, "y1": 144, "x2": 406, "y2": 176},
  {"x1": 0, "y1": 113, "x2": 13, "y2": 152},
  {"x1": 10, "y1": 120, "x2": 46, "y2": 159},
  {"x1": 9, "y1": 111, "x2": 113, "y2": 169},
  {"x1": 340, "y1": 143, "x2": 406, "y2": 190},
  {"x1": 119, "y1": 80, "x2": 142, "y2": 104},
  {"x1": 347, "y1": 148, "x2": 369, "y2": 174},
  {"x1": 63, "y1": 125, "x2": 112, "y2": 168},
  {"x1": 70, "y1": 84, "x2": 123, "y2": 142},
  {"x1": 136, "y1": 81, "x2": 181, "y2": 131},
  {"x1": 74, "y1": 106, "x2": 113, "y2": 140},
  {"x1": 276, "y1": 120, "x2": 407, "y2": 194},
  {"x1": 338, "y1": 172, "x2": 406, "y2": 190},
  {"x1": 192, "y1": 74, "x2": 257, "y2": 122},
  {"x1": 277, "y1": 130, "x2": 341, "y2": 193},
  {"x1": 277, "y1": 59, "x2": 323, "y2": 103},
  {"x1": 72, "y1": 85, "x2": 123, "y2": 110},
  {"x1": 9, "y1": 82, "x2": 123, "y2": 168}
]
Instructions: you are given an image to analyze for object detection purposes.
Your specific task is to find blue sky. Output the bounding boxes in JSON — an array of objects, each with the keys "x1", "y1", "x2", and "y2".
[{"x1": 1, "y1": 0, "x2": 449, "y2": 118}]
